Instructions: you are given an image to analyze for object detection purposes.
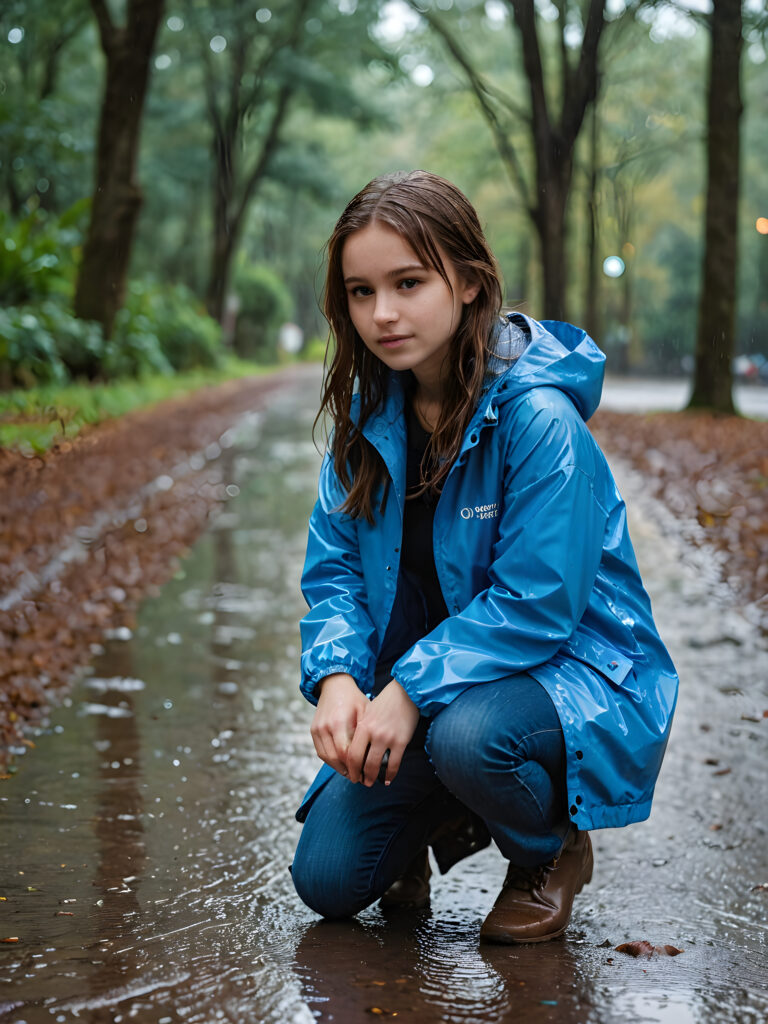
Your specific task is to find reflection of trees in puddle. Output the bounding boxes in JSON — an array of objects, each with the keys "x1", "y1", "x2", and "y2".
[
  {"x1": 87, "y1": 638, "x2": 148, "y2": 1009},
  {"x1": 292, "y1": 912, "x2": 595, "y2": 1022}
]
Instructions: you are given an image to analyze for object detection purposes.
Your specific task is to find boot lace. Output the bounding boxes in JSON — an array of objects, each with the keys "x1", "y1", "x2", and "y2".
[{"x1": 503, "y1": 858, "x2": 555, "y2": 893}]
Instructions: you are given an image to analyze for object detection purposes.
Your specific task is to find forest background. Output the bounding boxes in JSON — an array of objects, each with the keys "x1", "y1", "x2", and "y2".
[{"x1": 0, "y1": 0, "x2": 767, "y2": 449}]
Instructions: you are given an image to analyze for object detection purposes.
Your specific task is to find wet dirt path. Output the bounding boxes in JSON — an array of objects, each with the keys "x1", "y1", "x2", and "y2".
[{"x1": 1, "y1": 372, "x2": 766, "y2": 1023}]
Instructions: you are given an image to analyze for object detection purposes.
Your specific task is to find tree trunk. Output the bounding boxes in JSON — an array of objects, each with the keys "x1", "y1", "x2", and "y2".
[
  {"x1": 535, "y1": 170, "x2": 569, "y2": 321},
  {"x1": 584, "y1": 101, "x2": 600, "y2": 341},
  {"x1": 688, "y1": 0, "x2": 742, "y2": 413},
  {"x1": 205, "y1": 85, "x2": 293, "y2": 323},
  {"x1": 74, "y1": 0, "x2": 164, "y2": 338}
]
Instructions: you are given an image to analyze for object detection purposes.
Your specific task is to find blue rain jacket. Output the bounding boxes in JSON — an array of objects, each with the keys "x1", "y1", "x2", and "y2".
[{"x1": 298, "y1": 314, "x2": 678, "y2": 832}]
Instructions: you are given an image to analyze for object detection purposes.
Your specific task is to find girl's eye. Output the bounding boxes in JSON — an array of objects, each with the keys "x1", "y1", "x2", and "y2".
[
  {"x1": 350, "y1": 285, "x2": 373, "y2": 298},
  {"x1": 400, "y1": 278, "x2": 420, "y2": 290}
]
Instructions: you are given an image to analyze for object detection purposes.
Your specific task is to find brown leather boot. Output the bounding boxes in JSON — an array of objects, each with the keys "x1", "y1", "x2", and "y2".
[
  {"x1": 480, "y1": 830, "x2": 593, "y2": 944},
  {"x1": 379, "y1": 849, "x2": 432, "y2": 909}
]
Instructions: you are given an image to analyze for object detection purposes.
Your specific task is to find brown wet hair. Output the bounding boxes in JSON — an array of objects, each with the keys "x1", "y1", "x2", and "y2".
[{"x1": 316, "y1": 169, "x2": 503, "y2": 522}]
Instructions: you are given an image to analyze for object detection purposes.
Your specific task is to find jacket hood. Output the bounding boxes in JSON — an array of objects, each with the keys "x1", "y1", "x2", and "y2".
[{"x1": 485, "y1": 313, "x2": 605, "y2": 422}]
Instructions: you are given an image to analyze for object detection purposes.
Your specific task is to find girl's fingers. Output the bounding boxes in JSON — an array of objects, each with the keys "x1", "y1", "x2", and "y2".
[
  {"x1": 346, "y1": 729, "x2": 370, "y2": 784},
  {"x1": 312, "y1": 727, "x2": 347, "y2": 776},
  {"x1": 384, "y1": 745, "x2": 404, "y2": 786},
  {"x1": 360, "y1": 741, "x2": 388, "y2": 788}
]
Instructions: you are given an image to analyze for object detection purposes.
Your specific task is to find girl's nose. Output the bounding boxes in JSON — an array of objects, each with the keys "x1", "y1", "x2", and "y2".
[{"x1": 372, "y1": 294, "x2": 398, "y2": 326}]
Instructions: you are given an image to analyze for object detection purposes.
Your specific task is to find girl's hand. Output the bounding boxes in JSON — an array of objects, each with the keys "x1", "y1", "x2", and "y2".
[
  {"x1": 346, "y1": 680, "x2": 420, "y2": 788},
  {"x1": 310, "y1": 673, "x2": 369, "y2": 777}
]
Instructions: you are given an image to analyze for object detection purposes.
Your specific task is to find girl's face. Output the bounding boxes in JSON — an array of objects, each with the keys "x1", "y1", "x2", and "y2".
[{"x1": 341, "y1": 221, "x2": 479, "y2": 394}]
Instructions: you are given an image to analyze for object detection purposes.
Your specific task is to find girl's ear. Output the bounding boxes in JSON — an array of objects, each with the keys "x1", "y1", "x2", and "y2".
[{"x1": 461, "y1": 278, "x2": 481, "y2": 305}]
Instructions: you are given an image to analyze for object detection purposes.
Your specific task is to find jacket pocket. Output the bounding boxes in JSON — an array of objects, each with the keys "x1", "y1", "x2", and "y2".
[{"x1": 560, "y1": 631, "x2": 634, "y2": 686}]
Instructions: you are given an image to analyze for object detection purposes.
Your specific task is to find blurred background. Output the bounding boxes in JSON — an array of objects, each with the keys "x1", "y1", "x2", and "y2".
[{"x1": 0, "y1": 0, "x2": 766, "y2": 409}]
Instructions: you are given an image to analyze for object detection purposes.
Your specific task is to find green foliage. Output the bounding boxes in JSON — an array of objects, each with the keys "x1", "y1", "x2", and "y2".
[
  {"x1": 232, "y1": 262, "x2": 292, "y2": 362},
  {"x1": 0, "y1": 200, "x2": 87, "y2": 305},
  {"x1": 0, "y1": 357, "x2": 272, "y2": 453},
  {"x1": 0, "y1": 306, "x2": 69, "y2": 387},
  {"x1": 119, "y1": 282, "x2": 223, "y2": 372}
]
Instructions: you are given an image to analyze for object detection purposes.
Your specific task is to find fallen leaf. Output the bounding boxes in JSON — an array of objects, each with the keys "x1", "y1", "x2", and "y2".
[
  {"x1": 54, "y1": 911, "x2": 74, "y2": 917},
  {"x1": 704, "y1": 757, "x2": 720, "y2": 765},
  {"x1": 615, "y1": 940, "x2": 683, "y2": 958},
  {"x1": 750, "y1": 883, "x2": 768, "y2": 892},
  {"x1": 712, "y1": 767, "x2": 731, "y2": 776},
  {"x1": 1, "y1": 937, "x2": 20, "y2": 943},
  {"x1": 709, "y1": 823, "x2": 724, "y2": 831},
  {"x1": 615, "y1": 940, "x2": 655, "y2": 957}
]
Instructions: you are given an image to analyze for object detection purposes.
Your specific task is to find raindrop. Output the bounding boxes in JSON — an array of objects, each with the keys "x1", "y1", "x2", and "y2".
[
  {"x1": 134, "y1": 518, "x2": 148, "y2": 533},
  {"x1": 225, "y1": 484, "x2": 240, "y2": 498},
  {"x1": 8, "y1": 27, "x2": 23, "y2": 44},
  {"x1": 167, "y1": 15, "x2": 184, "y2": 31},
  {"x1": 167, "y1": 632, "x2": 182, "y2": 645},
  {"x1": 255, "y1": 7, "x2": 272, "y2": 22},
  {"x1": 172, "y1": 759, "x2": 181, "y2": 767},
  {"x1": 155, "y1": 473, "x2": 174, "y2": 491},
  {"x1": 163, "y1": 699, "x2": 174, "y2": 709},
  {"x1": 155, "y1": 53, "x2": 172, "y2": 70},
  {"x1": 209, "y1": 34, "x2": 227, "y2": 53}
]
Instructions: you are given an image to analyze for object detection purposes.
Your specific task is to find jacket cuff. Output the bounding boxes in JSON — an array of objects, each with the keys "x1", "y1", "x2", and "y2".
[{"x1": 300, "y1": 664, "x2": 364, "y2": 707}]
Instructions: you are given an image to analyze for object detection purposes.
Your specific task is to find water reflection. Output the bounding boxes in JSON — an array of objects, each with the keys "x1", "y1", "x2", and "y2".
[{"x1": 293, "y1": 911, "x2": 597, "y2": 1022}]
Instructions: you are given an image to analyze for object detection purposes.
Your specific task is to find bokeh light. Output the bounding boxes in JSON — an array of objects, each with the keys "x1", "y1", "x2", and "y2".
[
  {"x1": 756, "y1": 217, "x2": 768, "y2": 235},
  {"x1": 603, "y1": 256, "x2": 626, "y2": 278}
]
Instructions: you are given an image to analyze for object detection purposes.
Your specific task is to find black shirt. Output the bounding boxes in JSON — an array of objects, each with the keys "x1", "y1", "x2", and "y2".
[{"x1": 400, "y1": 400, "x2": 450, "y2": 633}]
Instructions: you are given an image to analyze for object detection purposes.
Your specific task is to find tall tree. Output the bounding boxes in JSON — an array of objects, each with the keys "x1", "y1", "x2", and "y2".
[
  {"x1": 73, "y1": 0, "x2": 165, "y2": 337},
  {"x1": 688, "y1": 0, "x2": 743, "y2": 413},
  {"x1": 407, "y1": 0, "x2": 611, "y2": 320}
]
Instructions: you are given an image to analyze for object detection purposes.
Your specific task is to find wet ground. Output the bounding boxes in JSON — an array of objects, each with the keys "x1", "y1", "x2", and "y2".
[
  {"x1": 600, "y1": 378, "x2": 768, "y2": 419},
  {"x1": 1, "y1": 373, "x2": 766, "y2": 1023}
]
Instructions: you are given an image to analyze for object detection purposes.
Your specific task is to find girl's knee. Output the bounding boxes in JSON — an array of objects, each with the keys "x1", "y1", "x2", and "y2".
[{"x1": 291, "y1": 840, "x2": 373, "y2": 920}]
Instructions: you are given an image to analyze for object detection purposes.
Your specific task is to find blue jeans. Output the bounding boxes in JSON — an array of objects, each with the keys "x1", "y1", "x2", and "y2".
[{"x1": 292, "y1": 674, "x2": 569, "y2": 919}]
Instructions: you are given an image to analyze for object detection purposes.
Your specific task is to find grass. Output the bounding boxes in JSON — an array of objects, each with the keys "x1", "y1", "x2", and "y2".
[{"x1": 0, "y1": 356, "x2": 276, "y2": 454}]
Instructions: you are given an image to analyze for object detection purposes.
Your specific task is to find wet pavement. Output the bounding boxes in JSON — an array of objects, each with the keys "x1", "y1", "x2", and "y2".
[
  {"x1": 1, "y1": 372, "x2": 767, "y2": 1023},
  {"x1": 600, "y1": 378, "x2": 768, "y2": 419}
]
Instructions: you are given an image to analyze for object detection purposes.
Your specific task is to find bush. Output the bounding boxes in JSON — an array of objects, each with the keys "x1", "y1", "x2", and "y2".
[
  {"x1": 0, "y1": 200, "x2": 88, "y2": 306},
  {"x1": 37, "y1": 300, "x2": 105, "y2": 380},
  {"x1": 232, "y1": 262, "x2": 292, "y2": 362},
  {"x1": 0, "y1": 306, "x2": 69, "y2": 388},
  {"x1": 123, "y1": 282, "x2": 223, "y2": 372},
  {"x1": 105, "y1": 306, "x2": 173, "y2": 379}
]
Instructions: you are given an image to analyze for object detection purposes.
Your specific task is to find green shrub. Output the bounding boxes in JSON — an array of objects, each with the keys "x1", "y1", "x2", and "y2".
[
  {"x1": 105, "y1": 306, "x2": 173, "y2": 379},
  {"x1": 0, "y1": 200, "x2": 88, "y2": 306},
  {"x1": 123, "y1": 282, "x2": 223, "y2": 371},
  {"x1": 232, "y1": 262, "x2": 292, "y2": 362},
  {"x1": 37, "y1": 300, "x2": 105, "y2": 380},
  {"x1": 302, "y1": 335, "x2": 329, "y2": 362},
  {"x1": 0, "y1": 307, "x2": 69, "y2": 388}
]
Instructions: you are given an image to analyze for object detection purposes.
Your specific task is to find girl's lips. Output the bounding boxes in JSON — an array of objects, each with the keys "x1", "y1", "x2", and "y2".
[{"x1": 379, "y1": 335, "x2": 411, "y2": 349}]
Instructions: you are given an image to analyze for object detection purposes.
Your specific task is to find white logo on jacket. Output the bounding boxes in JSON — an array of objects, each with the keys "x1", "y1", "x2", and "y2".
[{"x1": 460, "y1": 502, "x2": 498, "y2": 521}]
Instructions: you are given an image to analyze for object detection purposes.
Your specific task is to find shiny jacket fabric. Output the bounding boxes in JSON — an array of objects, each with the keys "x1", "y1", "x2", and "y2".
[{"x1": 298, "y1": 314, "x2": 678, "y2": 832}]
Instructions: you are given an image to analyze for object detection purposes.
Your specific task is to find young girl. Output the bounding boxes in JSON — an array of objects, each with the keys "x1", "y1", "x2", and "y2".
[{"x1": 291, "y1": 170, "x2": 678, "y2": 943}]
